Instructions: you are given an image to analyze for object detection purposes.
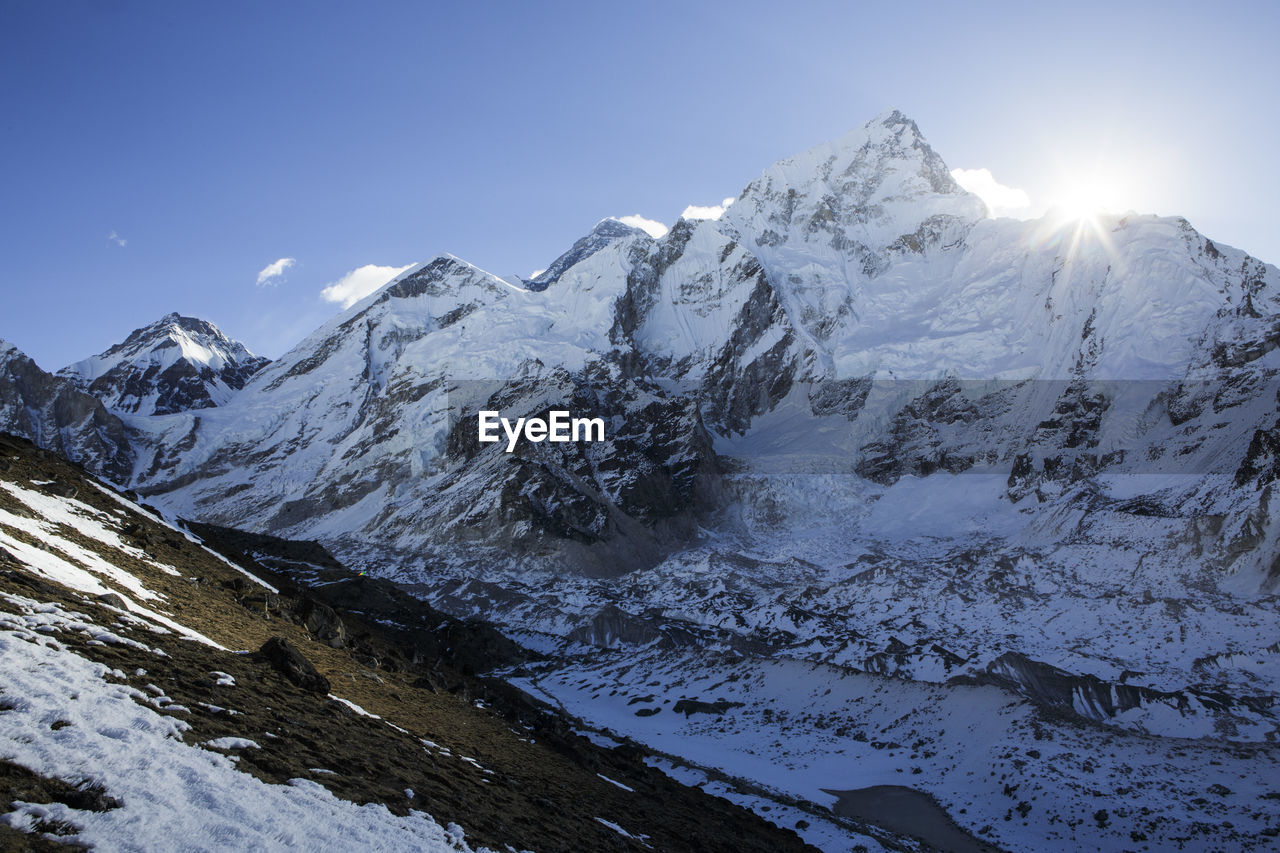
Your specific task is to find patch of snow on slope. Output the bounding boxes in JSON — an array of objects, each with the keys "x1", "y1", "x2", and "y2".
[
  {"x1": 0, "y1": 593, "x2": 496, "y2": 852},
  {"x1": 0, "y1": 486, "x2": 227, "y2": 648}
]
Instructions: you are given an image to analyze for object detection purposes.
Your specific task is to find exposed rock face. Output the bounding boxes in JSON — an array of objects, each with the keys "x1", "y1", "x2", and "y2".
[
  {"x1": 294, "y1": 597, "x2": 348, "y2": 648},
  {"x1": 59, "y1": 312, "x2": 268, "y2": 415},
  {"x1": 0, "y1": 341, "x2": 133, "y2": 483},
  {"x1": 976, "y1": 651, "x2": 1275, "y2": 725},
  {"x1": 566, "y1": 604, "x2": 706, "y2": 649}
]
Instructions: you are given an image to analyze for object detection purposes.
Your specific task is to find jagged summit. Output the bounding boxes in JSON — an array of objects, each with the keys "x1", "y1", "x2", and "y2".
[
  {"x1": 598, "y1": 216, "x2": 651, "y2": 236},
  {"x1": 527, "y1": 218, "x2": 652, "y2": 291},
  {"x1": 59, "y1": 312, "x2": 269, "y2": 416},
  {"x1": 721, "y1": 108, "x2": 985, "y2": 265},
  {"x1": 64, "y1": 311, "x2": 262, "y2": 377}
]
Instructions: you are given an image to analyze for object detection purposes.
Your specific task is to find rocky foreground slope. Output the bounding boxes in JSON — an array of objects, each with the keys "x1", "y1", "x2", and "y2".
[{"x1": 0, "y1": 433, "x2": 832, "y2": 852}]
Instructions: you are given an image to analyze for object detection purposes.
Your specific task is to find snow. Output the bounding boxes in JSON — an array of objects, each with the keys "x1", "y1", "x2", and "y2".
[
  {"x1": 644, "y1": 756, "x2": 884, "y2": 853},
  {"x1": 858, "y1": 472, "x2": 1022, "y2": 540},
  {"x1": 0, "y1": 484, "x2": 227, "y2": 650},
  {"x1": 3, "y1": 481, "x2": 163, "y2": 568},
  {"x1": 328, "y1": 694, "x2": 380, "y2": 718},
  {"x1": 594, "y1": 816, "x2": 650, "y2": 846},
  {"x1": 0, "y1": 592, "x2": 156, "y2": 655},
  {"x1": 0, "y1": 577, "x2": 497, "y2": 852},
  {"x1": 515, "y1": 649, "x2": 1280, "y2": 853},
  {"x1": 595, "y1": 773, "x2": 633, "y2": 792},
  {"x1": 204, "y1": 737, "x2": 259, "y2": 750},
  {"x1": 87, "y1": 481, "x2": 276, "y2": 593},
  {"x1": 0, "y1": 485, "x2": 162, "y2": 602}
]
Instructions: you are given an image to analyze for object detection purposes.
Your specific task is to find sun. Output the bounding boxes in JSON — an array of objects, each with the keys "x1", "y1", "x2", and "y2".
[
  {"x1": 1038, "y1": 174, "x2": 1128, "y2": 265},
  {"x1": 1048, "y1": 174, "x2": 1129, "y2": 224}
]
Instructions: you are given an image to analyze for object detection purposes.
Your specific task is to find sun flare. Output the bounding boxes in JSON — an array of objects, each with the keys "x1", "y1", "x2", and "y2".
[
  {"x1": 1050, "y1": 175, "x2": 1128, "y2": 223},
  {"x1": 1040, "y1": 174, "x2": 1127, "y2": 265}
]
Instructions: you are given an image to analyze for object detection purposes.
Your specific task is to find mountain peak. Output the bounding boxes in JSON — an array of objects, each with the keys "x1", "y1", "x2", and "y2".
[
  {"x1": 833, "y1": 107, "x2": 965, "y2": 196},
  {"x1": 867, "y1": 107, "x2": 917, "y2": 134},
  {"x1": 719, "y1": 109, "x2": 984, "y2": 265},
  {"x1": 158, "y1": 311, "x2": 219, "y2": 333},
  {"x1": 527, "y1": 218, "x2": 653, "y2": 291},
  {"x1": 596, "y1": 217, "x2": 648, "y2": 238},
  {"x1": 58, "y1": 313, "x2": 268, "y2": 415},
  {"x1": 870, "y1": 106, "x2": 917, "y2": 130},
  {"x1": 123, "y1": 312, "x2": 247, "y2": 353}
]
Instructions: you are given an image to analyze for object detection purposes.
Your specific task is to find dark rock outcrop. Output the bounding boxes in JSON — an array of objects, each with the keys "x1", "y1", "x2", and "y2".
[
  {"x1": 0, "y1": 345, "x2": 134, "y2": 483},
  {"x1": 257, "y1": 636, "x2": 331, "y2": 694}
]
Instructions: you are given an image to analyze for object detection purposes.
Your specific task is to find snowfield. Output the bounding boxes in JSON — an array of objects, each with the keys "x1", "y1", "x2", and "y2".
[{"x1": 514, "y1": 647, "x2": 1280, "y2": 852}]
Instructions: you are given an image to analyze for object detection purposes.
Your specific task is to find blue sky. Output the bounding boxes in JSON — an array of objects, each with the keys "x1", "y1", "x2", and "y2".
[{"x1": 3, "y1": 0, "x2": 1277, "y2": 368}]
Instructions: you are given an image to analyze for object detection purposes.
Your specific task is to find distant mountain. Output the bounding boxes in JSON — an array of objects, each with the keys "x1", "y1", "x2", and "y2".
[
  {"x1": 127, "y1": 253, "x2": 722, "y2": 577},
  {"x1": 59, "y1": 312, "x2": 268, "y2": 415},
  {"x1": 526, "y1": 217, "x2": 648, "y2": 290},
  {"x1": 0, "y1": 339, "x2": 133, "y2": 482}
]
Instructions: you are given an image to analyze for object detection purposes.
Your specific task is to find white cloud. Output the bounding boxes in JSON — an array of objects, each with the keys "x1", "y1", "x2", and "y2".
[
  {"x1": 951, "y1": 168, "x2": 1033, "y2": 218},
  {"x1": 680, "y1": 196, "x2": 736, "y2": 221},
  {"x1": 615, "y1": 215, "x2": 669, "y2": 239},
  {"x1": 320, "y1": 263, "x2": 414, "y2": 308},
  {"x1": 256, "y1": 257, "x2": 296, "y2": 286},
  {"x1": 108, "y1": 231, "x2": 127, "y2": 247}
]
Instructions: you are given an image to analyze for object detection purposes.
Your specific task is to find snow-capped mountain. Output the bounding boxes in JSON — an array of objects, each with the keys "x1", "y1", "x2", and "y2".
[
  {"x1": 59, "y1": 312, "x2": 269, "y2": 416},
  {"x1": 125, "y1": 246, "x2": 723, "y2": 577},
  {"x1": 5, "y1": 108, "x2": 1280, "y2": 851},
  {"x1": 125, "y1": 110, "x2": 1280, "y2": 589},
  {"x1": 103, "y1": 106, "x2": 1277, "y2": 738},
  {"x1": 526, "y1": 216, "x2": 648, "y2": 290}
]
